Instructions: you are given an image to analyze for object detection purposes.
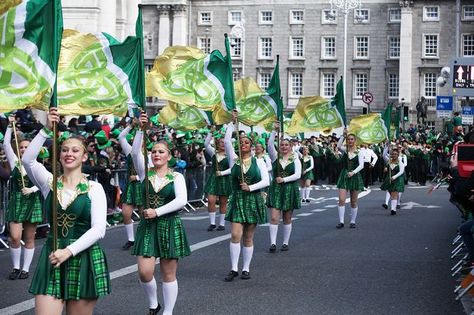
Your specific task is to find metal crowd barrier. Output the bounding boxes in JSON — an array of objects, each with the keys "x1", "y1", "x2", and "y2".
[{"x1": 183, "y1": 166, "x2": 209, "y2": 212}]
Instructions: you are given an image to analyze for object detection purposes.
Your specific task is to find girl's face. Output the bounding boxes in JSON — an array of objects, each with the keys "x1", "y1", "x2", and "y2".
[
  {"x1": 60, "y1": 139, "x2": 88, "y2": 171},
  {"x1": 255, "y1": 143, "x2": 264, "y2": 155},
  {"x1": 303, "y1": 147, "x2": 309, "y2": 155},
  {"x1": 18, "y1": 140, "x2": 30, "y2": 157},
  {"x1": 240, "y1": 137, "x2": 252, "y2": 154},
  {"x1": 280, "y1": 139, "x2": 291, "y2": 155},
  {"x1": 347, "y1": 135, "x2": 356, "y2": 147},
  {"x1": 217, "y1": 138, "x2": 225, "y2": 152},
  {"x1": 151, "y1": 143, "x2": 171, "y2": 168},
  {"x1": 390, "y1": 150, "x2": 399, "y2": 161}
]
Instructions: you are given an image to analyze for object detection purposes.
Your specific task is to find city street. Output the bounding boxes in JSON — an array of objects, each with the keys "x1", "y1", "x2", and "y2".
[{"x1": 0, "y1": 185, "x2": 464, "y2": 315}]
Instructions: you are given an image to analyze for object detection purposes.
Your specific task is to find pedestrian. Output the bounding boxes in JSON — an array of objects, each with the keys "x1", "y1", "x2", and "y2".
[
  {"x1": 335, "y1": 130, "x2": 364, "y2": 229},
  {"x1": 299, "y1": 146, "x2": 314, "y2": 203},
  {"x1": 131, "y1": 113, "x2": 190, "y2": 315},
  {"x1": 267, "y1": 121, "x2": 302, "y2": 252},
  {"x1": 223, "y1": 111, "x2": 270, "y2": 281},
  {"x1": 4, "y1": 116, "x2": 43, "y2": 280},
  {"x1": 360, "y1": 144, "x2": 378, "y2": 189},
  {"x1": 381, "y1": 145, "x2": 406, "y2": 215},
  {"x1": 23, "y1": 108, "x2": 110, "y2": 314},
  {"x1": 203, "y1": 126, "x2": 232, "y2": 231}
]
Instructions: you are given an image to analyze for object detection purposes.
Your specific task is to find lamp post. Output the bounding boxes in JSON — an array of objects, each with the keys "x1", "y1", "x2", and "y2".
[{"x1": 230, "y1": 20, "x2": 245, "y2": 77}]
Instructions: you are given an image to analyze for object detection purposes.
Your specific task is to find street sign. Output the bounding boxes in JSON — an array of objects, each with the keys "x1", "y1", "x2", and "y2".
[
  {"x1": 436, "y1": 96, "x2": 453, "y2": 119},
  {"x1": 451, "y1": 57, "x2": 474, "y2": 97},
  {"x1": 362, "y1": 92, "x2": 373, "y2": 105},
  {"x1": 462, "y1": 106, "x2": 474, "y2": 125}
]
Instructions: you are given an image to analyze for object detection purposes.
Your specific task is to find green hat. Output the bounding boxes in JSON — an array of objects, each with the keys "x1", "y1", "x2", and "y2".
[
  {"x1": 126, "y1": 133, "x2": 133, "y2": 143},
  {"x1": 110, "y1": 129, "x2": 121, "y2": 139},
  {"x1": 150, "y1": 114, "x2": 160, "y2": 126},
  {"x1": 38, "y1": 147, "x2": 50, "y2": 159},
  {"x1": 95, "y1": 130, "x2": 111, "y2": 150},
  {"x1": 176, "y1": 130, "x2": 186, "y2": 138},
  {"x1": 58, "y1": 131, "x2": 72, "y2": 143}
]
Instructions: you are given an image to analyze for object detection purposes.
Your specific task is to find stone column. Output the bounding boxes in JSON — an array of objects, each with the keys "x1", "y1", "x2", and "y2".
[
  {"x1": 172, "y1": 5, "x2": 188, "y2": 46},
  {"x1": 157, "y1": 5, "x2": 171, "y2": 55},
  {"x1": 126, "y1": 0, "x2": 140, "y2": 37},
  {"x1": 399, "y1": 0, "x2": 414, "y2": 106},
  {"x1": 99, "y1": 0, "x2": 117, "y2": 37}
]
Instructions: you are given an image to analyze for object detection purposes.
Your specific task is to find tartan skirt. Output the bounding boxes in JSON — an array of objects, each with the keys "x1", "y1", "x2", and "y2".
[
  {"x1": 380, "y1": 175, "x2": 405, "y2": 193},
  {"x1": 29, "y1": 239, "x2": 110, "y2": 300},
  {"x1": 267, "y1": 181, "x2": 301, "y2": 211},
  {"x1": 120, "y1": 180, "x2": 144, "y2": 206},
  {"x1": 225, "y1": 190, "x2": 268, "y2": 225},
  {"x1": 336, "y1": 169, "x2": 364, "y2": 191},
  {"x1": 132, "y1": 213, "x2": 191, "y2": 259},
  {"x1": 302, "y1": 171, "x2": 314, "y2": 181},
  {"x1": 7, "y1": 191, "x2": 43, "y2": 224},
  {"x1": 204, "y1": 172, "x2": 232, "y2": 197}
]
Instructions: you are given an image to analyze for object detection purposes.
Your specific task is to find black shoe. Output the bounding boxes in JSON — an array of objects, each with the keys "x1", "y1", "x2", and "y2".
[
  {"x1": 390, "y1": 210, "x2": 397, "y2": 215},
  {"x1": 122, "y1": 240, "x2": 134, "y2": 250},
  {"x1": 396, "y1": 205, "x2": 401, "y2": 210},
  {"x1": 224, "y1": 270, "x2": 238, "y2": 282},
  {"x1": 148, "y1": 304, "x2": 162, "y2": 315},
  {"x1": 18, "y1": 270, "x2": 29, "y2": 279},
  {"x1": 382, "y1": 204, "x2": 388, "y2": 209},
  {"x1": 349, "y1": 223, "x2": 356, "y2": 229},
  {"x1": 336, "y1": 223, "x2": 344, "y2": 229},
  {"x1": 216, "y1": 225, "x2": 225, "y2": 231},
  {"x1": 280, "y1": 244, "x2": 289, "y2": 251},
  {"x1": 241, "y1": 271, "x2": 251, "y2": 280},
  {"x1": 207, "y1": 224, "x2": 216, "y2": 231},
  {"x1": 269, "y1": 244, "x2": 276, "y2": 253},
  {"x1": 8, "y1": 269, "x2": 20, "y2": 280}
]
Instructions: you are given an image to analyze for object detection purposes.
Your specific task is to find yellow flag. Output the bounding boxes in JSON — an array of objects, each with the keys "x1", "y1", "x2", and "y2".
[
  {"x1": 348, "y1": 113, "x2": 388, "y2": 145},
  {"x1": 158, "y1": 101, "x2": 212, "y2": 131}
]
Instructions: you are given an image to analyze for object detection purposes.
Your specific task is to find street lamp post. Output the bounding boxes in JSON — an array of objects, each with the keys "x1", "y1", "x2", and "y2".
[{"x1": 230, "y1": 20, "x2": 245, "y2": 77}]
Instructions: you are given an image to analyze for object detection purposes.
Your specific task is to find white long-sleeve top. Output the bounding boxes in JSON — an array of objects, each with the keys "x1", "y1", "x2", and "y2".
[
  {"x1": 224, "y1": 122, "x2": 269, "y2": 192},
  {"x1": 302, "y1": 155, "x2": 314, "y2": 174},
  {"x1": 267, "y1": 131, "x2": 302, "y2": 183},
  {"x1": 360, "y1": 147, "x2": 378, "y2": 166},
  {"x1": 206, "y1": 129, "x2": 232, "y2": 176},
  {"x1": 118, "y1": 125, "x2": 133, "y2": 156},
  {"x1": 337, "y1": 136, "x2": 364, "y2": 175},
  {"x1": 382, "y1": 145, "x2": 406, "y2": 180},
  {"x1": 21, "y1": 129, "x2": 106, "y2": 256},
  {"x1": 131, "y1": 130, "x2": 187, "y2": 216}
]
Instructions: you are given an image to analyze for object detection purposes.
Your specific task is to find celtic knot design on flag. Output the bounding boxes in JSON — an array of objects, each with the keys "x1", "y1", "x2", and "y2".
[
  {"x1": 349, "y1": 113, "x2": 388, "y2": 145},
  {"x1": 300, "y1": 102, "x2": 340, "y2": 130}
]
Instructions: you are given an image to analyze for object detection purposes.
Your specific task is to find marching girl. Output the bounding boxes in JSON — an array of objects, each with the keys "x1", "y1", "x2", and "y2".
[
  {"x1": 267, "y1": 122, "x2": 302, "y2": 252},
  {"x1": 299, "y1": 146, "x2": 314, "y2": 203},
  {"x1": 381, "y1": 144, "x2": 406, "y2": 215},
  {"x1": 382, "y1": 144, "x2": 407, "y2": 210},
  {"x1": 23, "y1": 109, "x2": 110, "y2": 315},
  {"x1": 204, "y1": 126, "x2": 232, "y2": 231},
  {"x1": 336, "y1": 130, "x2": 364, "y2": 229},
  {"x1": 131, "y1": 114, "x2": 190, "y2": 315},
  {"x1": 254, "y1": 141, "x2": 273, "y2": 179},
  {"x1": 223, "y1": 111, "x2": 270, "y2": 281},
  {"x1": 4, "y1": 116, "x2": 43, "y2": 280}
]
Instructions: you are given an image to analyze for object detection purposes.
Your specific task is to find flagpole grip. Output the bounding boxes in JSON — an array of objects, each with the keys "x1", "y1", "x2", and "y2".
[
  {"x1": 11, "y1": 122, "x2": 25, "y2": 189},
  {"x1": 233, "y1": 114, "x2": 245, "y2": 184},
  {"x1": 142, "y1": 123, "x2": 149, "y2": 209},
  {"x1": 52, "y1": 121, "x2": 58, "y2": 251}
]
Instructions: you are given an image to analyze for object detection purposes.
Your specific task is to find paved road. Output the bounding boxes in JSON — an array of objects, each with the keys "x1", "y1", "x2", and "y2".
[{"x1": 0, "y1": 185, "x2": 464, "y2": 315}]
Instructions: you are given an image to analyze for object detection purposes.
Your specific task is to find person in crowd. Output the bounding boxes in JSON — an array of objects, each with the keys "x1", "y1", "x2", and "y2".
[
  {"x1": 67, "y1": 117, "x2": 80, "y2": 134},
  {"x1": 335, "y1": 130, "x2": 364, "y2": 229},
  {"x1": 23, "y1": 108, "x2": 110, "y2": 315},
  {"x1": 222, "y1": 111, "x2": 270, "y2": 281},
  {"x1": 360, "y1": 144, "x2": 378, "y2": 190},
  {"x1": 203, "y1": 127, "x2": 232, "y2": 231},
  {"x1": 4, "y1": 116, "x2": 43, "y2": 280},
  {"x1": 254, "y1": 141, "x2": 272, "y2": 179},
  {"x1": 131, "y1": 113, "x2": 190, "y2": 315},
  {"x1": 267, "y1": 121, "x2": 302, "y2": 252},
  {"x1": 299, "y1": 146, "x2": 314, "y2": 203},
  {"x1": 381, "y1": 144, "x2": 406, "y2": 215},
  {"x1": 84, "y1": 115, "x2": 102, "y2": 134}
]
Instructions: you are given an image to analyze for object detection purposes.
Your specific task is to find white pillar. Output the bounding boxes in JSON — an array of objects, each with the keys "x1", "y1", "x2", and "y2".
[
  {"x1": 126, "y1": 0, "x2": 140, "y2": 37},
  {"x1": 172, "y1": 5, "x2": 188, "y2": 46},
  {"x1": 157, "y1": 5, "x2": 171, "y2": 55},
  {"x1": 99, "y1": 0, "x2": 117, "y2": 37},
  {"x1": 399, "y1": 1, "x2": 413, "y2": 106}
]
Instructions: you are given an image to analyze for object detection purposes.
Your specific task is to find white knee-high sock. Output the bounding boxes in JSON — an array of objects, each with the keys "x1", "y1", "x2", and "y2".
[
  {"x1": 10, "y1": 246, "x2": 21, "y2": 269},
  {"x1": 385, "y1": 192, "x2": 390, "y2": 205},
  {"x1": 397, "y1": 192, "x2": 402, "y2": 205},
  {"x1": 282, "y1": 223, "x2": 292, "y2": 245},
  {"x1": 22, "y1": 247, "x2": 35, "y2": 272},
  {"x1": 338, "y1": 206, "x2": 345, "y2": 224},
  {"x1": 140, "y1": 277, "x2": 158, "y2": 309},
  {"x1": 242, "y1": 246, "x2": 254, "y2": 272},
  {"x1": 209, "y1": 212, "x2": 216, "y2": 225},
  {"x1": 162, "y1": 280, "x2": 178, "y2": 315},
  {"x1": 350, "y1": 207, "x2": 358, "y2": 224},
  {"x1": 229, "y1": 242, "x2": 241, "y2": 272},
  {"x1": 219, "y1": 214, "x2": 225, "y2": 227},
  {"x1": 269, "y1": 224, "x2": 278, "y2": 245},
  {"x1": 125, "y1": 223, "x2": 135, "y2": 242},
  {"x1": 305, "y1": 187, "x2": 311, "y2": 199},
  {"x1": 391, "y1": 200, "x2": 398, "y2": 211},
  {"x1": 300, "y1": 187, "x2": 305, "y2": 199}
]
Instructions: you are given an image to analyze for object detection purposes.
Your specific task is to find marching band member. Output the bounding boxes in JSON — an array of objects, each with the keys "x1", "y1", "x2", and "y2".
[{"x1": 381, "y1": 144, "x2": 406, "y2": 215}]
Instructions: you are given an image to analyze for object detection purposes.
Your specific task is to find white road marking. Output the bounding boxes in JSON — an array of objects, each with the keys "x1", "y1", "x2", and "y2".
[
  {"x1": 296, "y1": 213, "x2": 314, "y2": 217},
  {"x1": 312, "y1": 209, "x2": 328, "y2": 212}
]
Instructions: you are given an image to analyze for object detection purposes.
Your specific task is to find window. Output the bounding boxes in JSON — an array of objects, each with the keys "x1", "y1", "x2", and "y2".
[
  {"x1": 423, "y1": 34, "x2": 438, "y2": 58},
  {"x1": 290, "y1": 10, "x2": 304, "y2": 24},
  {"x1": 321, "y1": 36, "x2": 336, "y2": 59},
  {"x1": 321, "y1": 73, "x2": 336, "y2": 98},
  {"x1": 228, "y1": 10, "x2": 243, "y2": 25},
  {"x1": 259, "y1": 37, "x2": 273, "y2": 59},
  {"x1": 322, "y1": 9, "x2": 337, "y2": 24},
  {"x1": 388, "y1": 73, "x2": 399, "y2": 99},
  {"x1": 290, "y1": 72, "x2": 303, "y2": 97},
  {"x1": 354, "y1": 9, "x2": 370, "y2": 23},
  {"x1": 198, "y1": 11, "x2": 212, "y2": 25},
  {"x1": 388, "y1": 8, "x2": 401, "y2": 22},
  {"x1": 388, "y1": 36, "x2": 400, "y2": 59},
  {"x1": 230, "y1": 37, "x2": 242, "y2": 58},
  {"x1": 423, "y1": 6, "x2": 439, "y2": 21},
  {"x1": 259, "y1": 10, "x2": 273, "y2": 24},
  {"x1": 258, "y1": 72, "x2": 272, "y2": 90},
  {"x1": 197, "y1": 37, "x2": 211, "y2": 54},
  {"x1": 354, "y1": 36, "x2": 369, "y2": 59},
  {"x1": 290, "y1": 37, "x2": 304, "y2": 59},
  {"x1": 232, "y1": 68, "x2": 241, "y2": 81},
  {"x1": 463, "y1": 6, "x2": 474, "y2": 21},
  {"x1": 144, "y1": 33, "x2": 154, "y2": 53},
  {"x1": 354, "y1": 73, "x2": 368, "y2": 98},
  {"x1": 463, "y1": 34, "x2": 474, "y2": 56},
  {"x1": 423, "y1": 73, "x2": 437, "y2": 98}
]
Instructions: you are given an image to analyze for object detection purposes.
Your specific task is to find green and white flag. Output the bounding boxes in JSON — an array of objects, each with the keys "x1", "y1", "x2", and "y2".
[
  {"x1": 158, "y1": 102, "x2": 212, "y2": 131},
  {"x1": 0, "y1": 0, "x2": 63, "y2": 112},
  {"x1": 348, "y1": 113, "x2": 388, "y2": 145}
]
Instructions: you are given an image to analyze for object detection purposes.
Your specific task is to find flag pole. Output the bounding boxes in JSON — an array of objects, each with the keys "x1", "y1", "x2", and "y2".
[
  {"x1": 233, "y1": 112, "x2": 245, "y2": 183},
  {"x1": 11, "y1": 121, "x2": 25, "y2": 188}
]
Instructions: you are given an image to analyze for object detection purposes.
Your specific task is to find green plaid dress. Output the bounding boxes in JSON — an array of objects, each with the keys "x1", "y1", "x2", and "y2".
[
  {"x1": 336, "y1": 152, "x2": 364, "y2": 191},
  {"x1": 380, "y1": 163, "x2": 405, "y2": 193},
  {"x1": 225, "y1": 158, "x2": 268, "y2": 224},
  {"x1": 132, "y1": 172, "x2": 190, "y2": 259},
  {"x1": 6, "y1": 166, "x2": 43, "y2": 223},
  {"x1": 204, "y1": 154, "x2": 232, "y2": 196},
  {"x1": 29, "y1": 181, "x2": 111, "y2": 300},
  {"x1": 301, "y1": 157, "x2": 314, "y2": 181},
  {"x1": 267, "y1": 156, "x2": 301, "y2": 211},
  {"x1": 120, "y1": 155, "x2": 144, "y2": 206}
]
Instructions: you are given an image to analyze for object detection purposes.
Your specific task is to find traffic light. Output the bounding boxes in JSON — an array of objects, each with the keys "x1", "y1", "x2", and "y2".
[{"x1": 403, "y1": 106, "x2": 409, "y2": 121}]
